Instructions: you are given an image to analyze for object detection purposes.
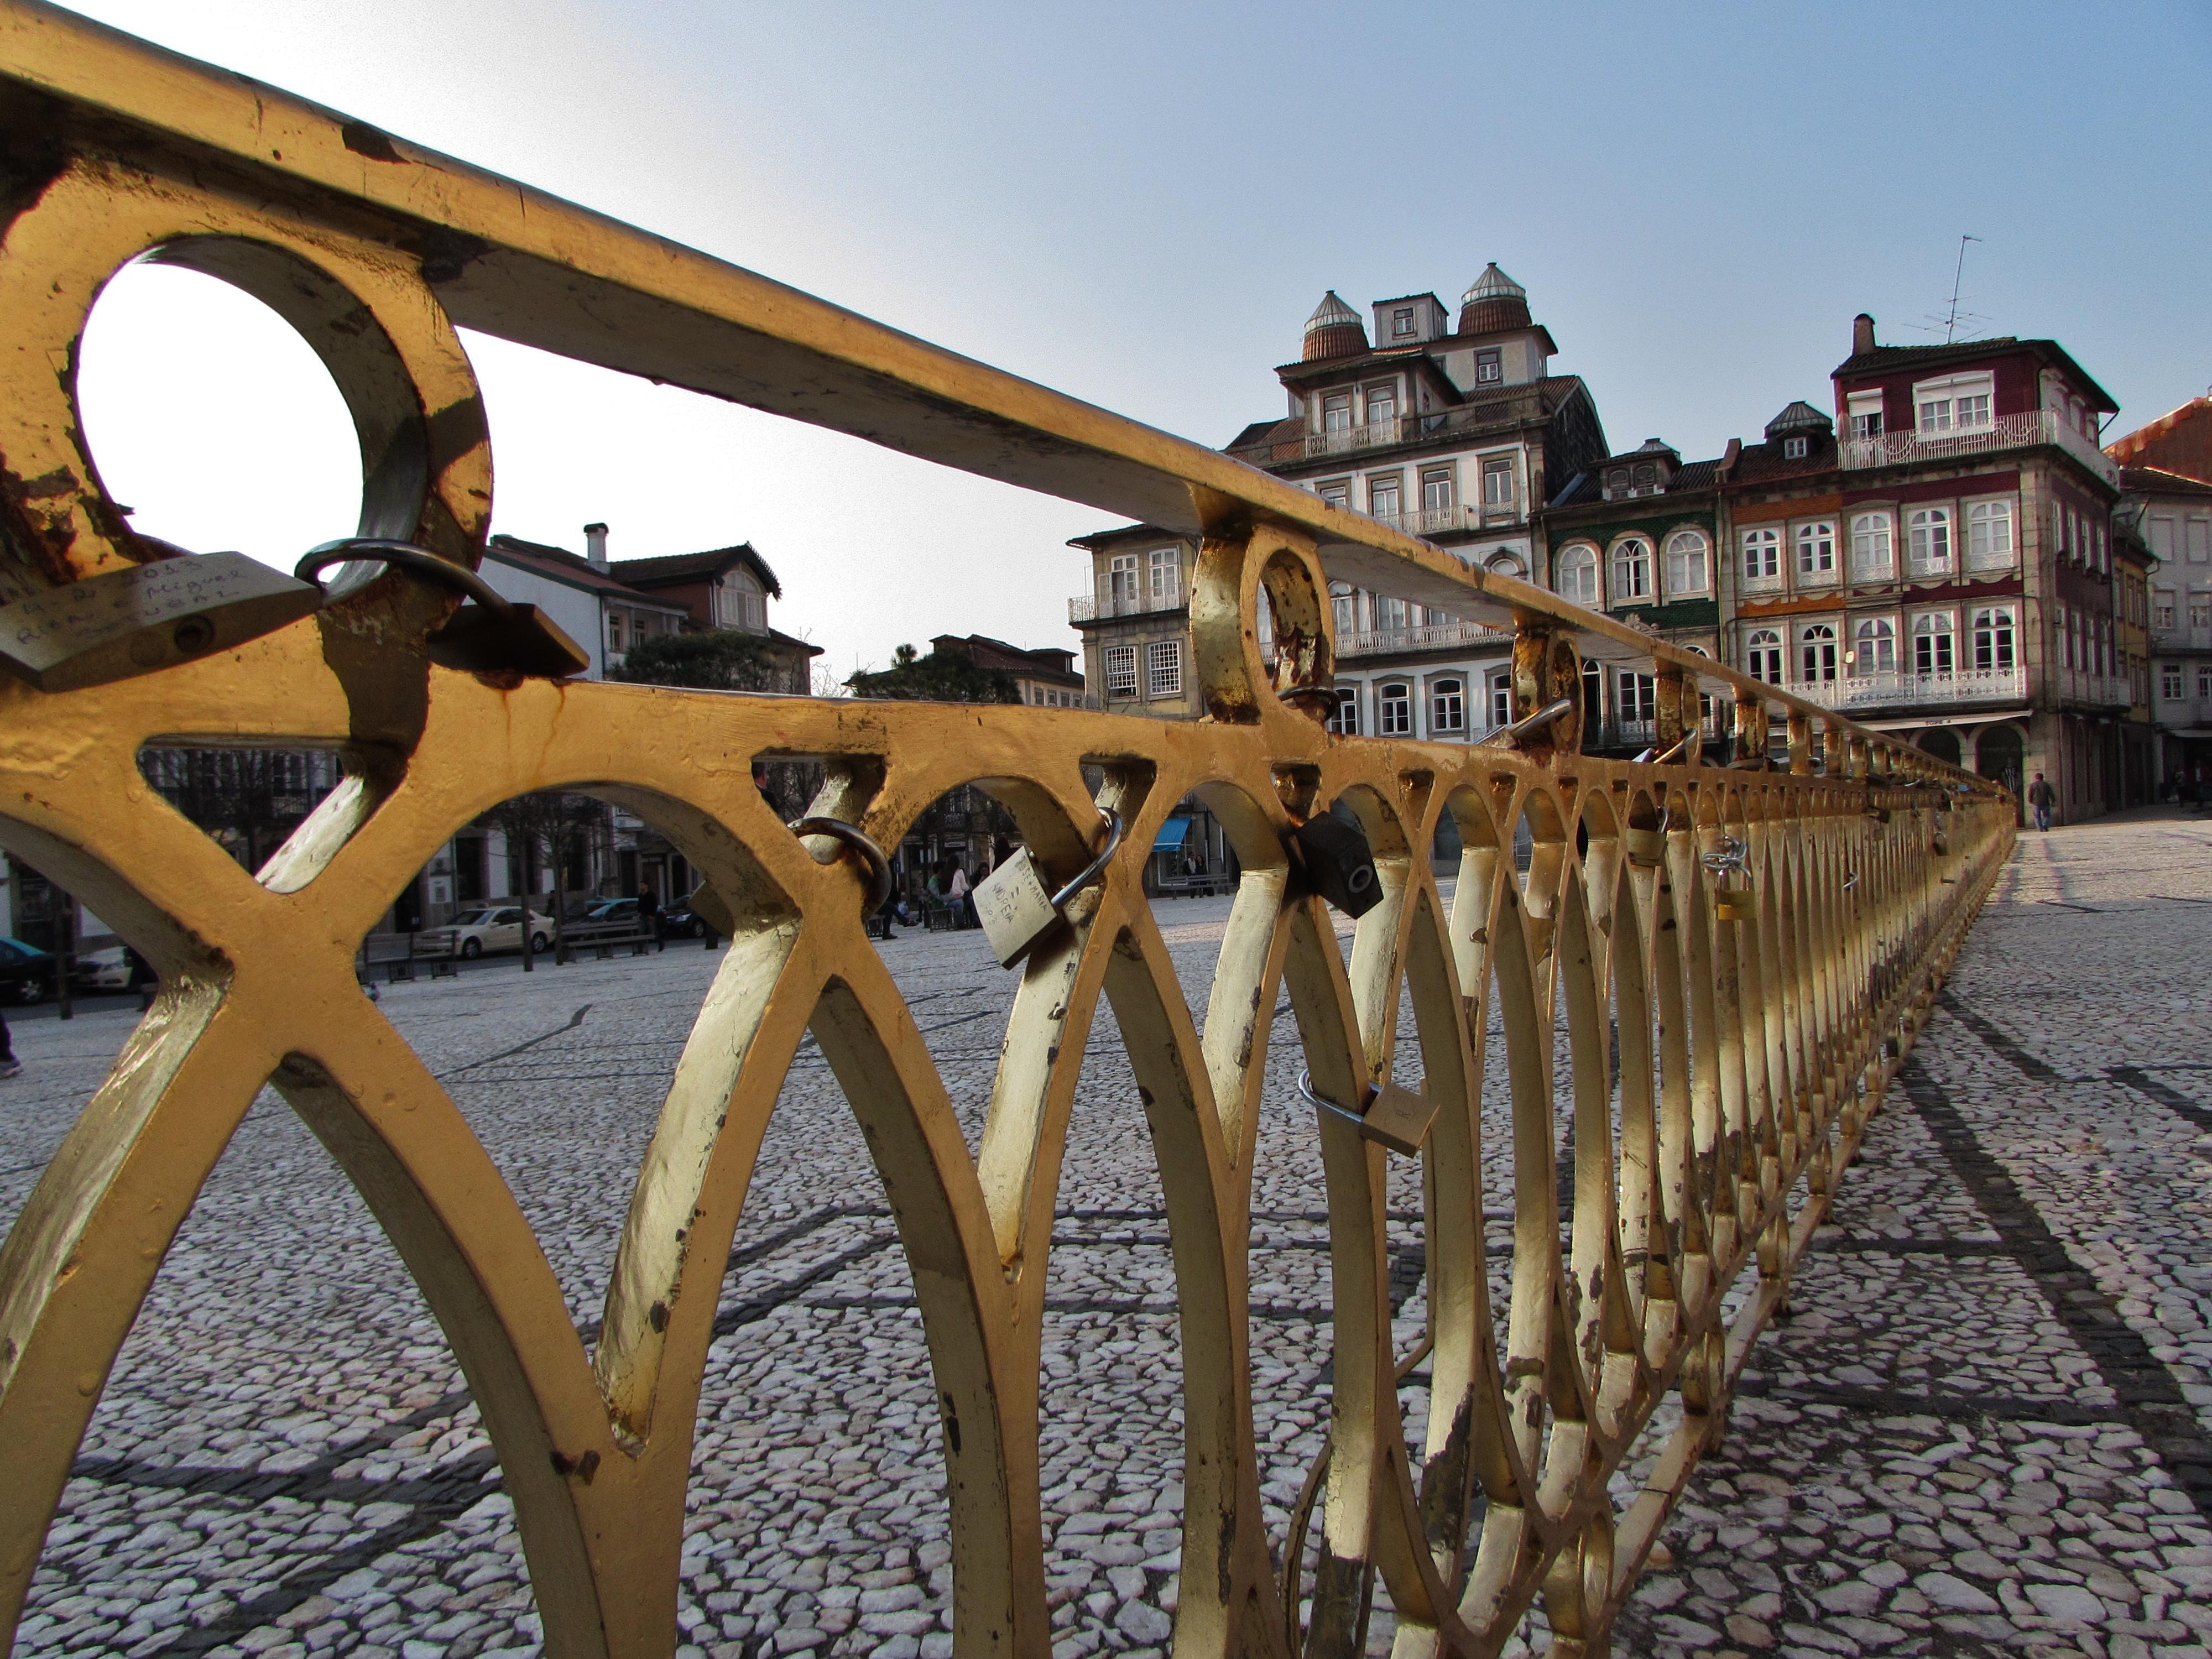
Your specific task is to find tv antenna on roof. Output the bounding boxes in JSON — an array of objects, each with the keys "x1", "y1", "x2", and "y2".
[{"x1": 1911, "y1": 234, "x2": 1988, "y2": 343}]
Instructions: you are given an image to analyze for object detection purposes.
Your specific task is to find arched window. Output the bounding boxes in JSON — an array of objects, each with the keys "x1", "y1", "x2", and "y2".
[
  {"x1": 1850, "y1": 513, "x2": 1893, "y2": 578},
  {"x1": 1556, "y1": 545, "x2": 1599, "y2": 605},
  {"x1": 1665, "y1": 529, "x2": 1709, "y2": 596},
  {"x1": 1967, "y1": 500, "x2": 2014, "y2": 569},
  {"x1": 1801, "y1": 623, "x2": 1838, "y2": 683},
  {"x1": 1327, "y1": 687, "x2": 1358, "y2": 735},
  {"x1": 1485, "y1": 551, "x2": 1525, "y2": 580},
  {"x1": 1747, "y1": 629, "x2": 1783, "y2": 685},
  {"x1": 1797, "y1": 521, "x2": 1837, "y2": 578},
  {"x1": 1610, "y1": 537, "x2": 1653, "y2": 603},
  {"x1": 1378, "y1": 680, "x2": 1413, "y2": 736},
  {"x1": 1913, "y1": 613, "x2": 1955, "y2": 676},
  {"x1": 1741, "y1": 526, "x2": 1780, "y2": 582},
  {"x1": 1853, "y1": 617, "x2": 1896, "y2": 675},
  {"x1": 1907, "y1": 507, "x2": 1953, "y2": 576},
  {"x1": 1430, "y1": 676, "x2": 1465, "y2": 733}
]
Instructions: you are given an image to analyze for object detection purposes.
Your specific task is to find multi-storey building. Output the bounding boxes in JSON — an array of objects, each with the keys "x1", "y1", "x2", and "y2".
[
  {"x1": 2112, "y1": 463, "x2": 2212, "y2": 790},
  {"x1": 1069, "y1": 265, "x2": 1608, "y2": 749},
  {"x1": 927, "y1": 634, "x2": 1088, "y2": 708},
  {"x1": 481, "y1": 524, "x2": 692, "y2": 678},
  {"x1": 1715, "y1": 315, "x2": 2124, "y2": 817},
  {"x1": 609, "y1": 540, "x2": 820, "y2": 693}
]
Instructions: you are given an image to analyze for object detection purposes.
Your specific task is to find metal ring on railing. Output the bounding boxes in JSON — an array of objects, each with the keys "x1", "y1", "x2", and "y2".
[
  {"x1": 788, "y1": 816, "x2": 894, "y2": 916},
  {"x1": 1480, "y1": 695, "x2": 1574, "y2": 748},
  {"x1": 294, "y1": 539, "x2": 512, "y2": 611},
  {"x1": 1048, "y1": 808, "x2": 1124, "y2": 910}
]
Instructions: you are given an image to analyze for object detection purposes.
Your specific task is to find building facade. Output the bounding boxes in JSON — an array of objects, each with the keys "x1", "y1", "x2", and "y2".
[{"x1": 2116, "y1": 456, "x2": 2212, "y2": 789}]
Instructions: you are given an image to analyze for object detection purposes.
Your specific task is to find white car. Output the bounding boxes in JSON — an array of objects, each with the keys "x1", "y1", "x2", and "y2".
[
  {"x1": 72, "y1": 944, "x2": 132, "y2": 990},
  {"x1": 416, "y1": 906, "x2": 555, "y2": 959}
]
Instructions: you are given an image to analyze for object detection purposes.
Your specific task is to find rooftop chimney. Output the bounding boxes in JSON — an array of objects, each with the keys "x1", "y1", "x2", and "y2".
[
  {"x1": 1852, "y1": 313, "x2": 1877, "y2": 356},
  {"x1": 583, "y1": 521, "x2": 608, "y2": 571}
]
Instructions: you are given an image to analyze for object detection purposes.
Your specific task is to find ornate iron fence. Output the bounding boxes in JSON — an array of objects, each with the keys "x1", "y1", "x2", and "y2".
[{"x1": 0, "y1": 7, "x2": 2013, "y2": 1655}]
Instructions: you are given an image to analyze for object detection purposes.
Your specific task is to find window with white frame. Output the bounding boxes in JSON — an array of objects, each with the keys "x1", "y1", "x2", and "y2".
[
  {"x1": 1610, "y1": 538, "x2": 1653, "y2": 603},
  {"x1": 1489, "y1": 672, "x2": 1512, "y2": 729},
  {"x1": 1378, "y1": 681, "x2": 1413, "y2": 735},
  {"x1": 1431, "y1": 676, "x2": 1465, "y2": 733},
  {"x1": 1364, "y1": 384, "x2": 1397, "y2": 426},
  {"x1": 1147, "y1": 638, "x2": 1182, "y2": 698},
  {"x1": 1850, "y1": 512, "x2": 1894, "y2": 578},
  {"x1": 1421, "y1": 468, "x2": 1453, "y2": 515},
  {"x1": 1149, "y1": 545, "x2": 1181, "y2": 604},
  {"x1": 1327, "y1": 687, "x2": 1359, "y2": 734},
  {"x1": 1801, "y1": 623, "x2": 1838, "y2": 682},
  {"x1": 1741, "y1": 526, "x2": 1781, "y2": 582},
  {"x1": 1556, "y1": 545, "x2": 1599, "y2": 606},
  {"x1": 1972, "y1": 607, "x2": 2015, "y2": 672},
  {"x1": 2199, "y1": 664, "x2": 2212, "y2": 698},
  {"x1": 1375, "y1": 595, "x2": 1408, "y2": 632},
  {"x1": 1966, "y1": 500, "x2": 2015, "y2": 570},
  {"x1": 1617, "y1": 670, "x2": 1656, "y2": 724},
  {"x1": 1783, "y1": 435, "x2": 1809, "y2": 460},
  {"x1": 607, "y1": 612, "x2": 624, "y2": 653},
  {"x1": 1907, "y1": 507, "x2": 1953, "y2": 576},
  {"x1": 1665, "y1": 529, "x2": 1709, "y2": 596},
  {"x1": 1797, "y1": 521, "x2": 1837, "y2": 580},
  {"x1": 2153, "y1": 588, "x2": 2174, "y2": 631},
  {"x1": 1321, "y1": 394, "x2": 1352, "y2": 434},
  {"x1": 1485, "y1": 551, "x2": 1526, "y2": 580},
  {"x1": 1853, "y1": 617, "x2": 1896, "y2": 675},
  {"x1": 2193, "y1": 592, "x2": 2212, "y2": 632},
  {"x1": 1318, "y1": 479, "x2": 1350, "y2": 510},
  {"x1": 1368, "y1": 473, "x2": 1401, "y2": 519},
  {"x1": 2190, "y1": 515, "x2": 2212, "y2": 563},
  {"x1": 1474, "y1": 347, "x2": 1502, "y2": 384},
  {"x1": 1104, "y1": 643, "x2": 1138, "y2": 697},
  {"x1": 1747, "y1": 630, "x2": 1783, "y2": 684},
  {"x1": 1913, "y1": 372, "x2": 1994, "y2": 434},
  {"x1": 1482, "y1": 456, "x2": 1516, "y2": 509},
  {"x1": 2161, "y1": 662, "x2": 2183, "y2": 700},
  {"x1": 1913, "y1": 612, "x2": 1955, "y2": 675},
  {"x1": 1108, "y1": 552, "x2": 1141, "y2": 604},
  {"x1": 1390, "y1": 306, "x2": 1415, "y2": 338},
  {"x1": 1332, "y1": 586, "x2": 1359, "y2": 637},
  {"x1": 1846, "y1": 389, "x2": 1885, "y2": 439}
]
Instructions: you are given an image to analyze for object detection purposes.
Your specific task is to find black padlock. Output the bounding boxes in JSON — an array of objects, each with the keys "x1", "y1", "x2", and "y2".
[
  {"x1": 1291, "y1": 810, "x2": 1382, "y2": 918},
  {"x1": 296, "y1": 540, "x2": 589, "y2": 680}
]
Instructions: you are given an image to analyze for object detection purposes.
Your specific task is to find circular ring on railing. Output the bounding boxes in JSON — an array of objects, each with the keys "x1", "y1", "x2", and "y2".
[
  {"x1": 295, "y1": 539, "x2": 511, "y2": 612},
  {"x1": 788, "y1": 815, "x2": 894, "y2": 917},
  {"x1": 1277, "y1": 683, "x2": 1342, "y2": 723}
]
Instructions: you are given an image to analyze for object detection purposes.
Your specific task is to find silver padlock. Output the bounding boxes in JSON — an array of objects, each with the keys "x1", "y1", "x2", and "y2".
[
  {"x1": 1297, "y1": 1069, "x2": 1438, "y2": 1157},
  {"x1": 974, "y1": 809, "x2": 1123, "y2": 968}
]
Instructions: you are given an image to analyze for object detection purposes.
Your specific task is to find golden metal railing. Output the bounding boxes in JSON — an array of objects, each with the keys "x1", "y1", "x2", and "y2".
[{"x1": 0, "y1": 7, "x2": 2012, "y2": 1655}]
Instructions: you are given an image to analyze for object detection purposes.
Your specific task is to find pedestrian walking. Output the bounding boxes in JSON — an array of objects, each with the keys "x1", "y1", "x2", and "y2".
[
  {"x1": 947, "y1": 862, "x2": 972, "y2": 930},
  {"x1": 635, "y1": 885, "x2": 661, "y2": 948},
  {"x1": 2027, "y1": 771, "x2": 2055, "y2": 832},
  {"x1": 0, "y1": 1005, "x2": 18, "y2": 1079}
]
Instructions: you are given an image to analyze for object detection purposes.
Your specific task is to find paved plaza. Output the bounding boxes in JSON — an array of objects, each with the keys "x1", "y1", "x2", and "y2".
[{"x1": 3, "y1": 809, "x2": 2210, "y2": 1659}]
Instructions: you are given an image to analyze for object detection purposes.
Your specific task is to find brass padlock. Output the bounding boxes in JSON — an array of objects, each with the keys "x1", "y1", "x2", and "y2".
[
  {"x1": 1298, "y1": 1070, "x2": 1437, "y2": 1157},
  {"x1": 295, "y1": 540, "x2": 589, "y2": 679},
  {"x1": 1290, "y1": 810, "x2": 1382, "y2": 917},
  {"x1": 974, "y1": 809, "x2": 1123, "y2": 968},
  {"x1": 1624, "y1": 826, "x2": 1665, "y2": 868},
  {"x1": 0, "y1": 550, "x2": 321, "y2": 692},
  {"x1": 1703, "y1": 835, "x2": 1753, "y2": 922}
]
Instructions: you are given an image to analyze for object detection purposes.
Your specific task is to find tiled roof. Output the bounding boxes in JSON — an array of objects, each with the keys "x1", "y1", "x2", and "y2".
[
  {"x1": 1728, "y1": 435, "x2": 1841, "y2": 487},
  {"x1": 2121, "y1": 464, "x2": 2212, "y2": 497},
  {"x1": 1227, "y1": 417, "x2": 1294, "y2": 451},
  {"x1": 1668, "y1": 460, "x2": 1721, "y2": 492},
  {"x1": 484, "y1": 536, "x2": 690, "y2": 606},
  {"x1": 610, "y1": 542, "x2": 784, "y2": 598}
]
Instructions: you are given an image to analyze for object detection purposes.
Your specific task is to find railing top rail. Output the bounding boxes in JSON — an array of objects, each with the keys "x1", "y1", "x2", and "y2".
[{"x1": 0, "y1": 0, "x2": 1995, "y2": 792}]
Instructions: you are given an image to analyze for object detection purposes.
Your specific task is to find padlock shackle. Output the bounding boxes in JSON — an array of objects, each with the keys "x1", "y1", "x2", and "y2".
[
  {"x1": 1295, "y1": 1068, "x2": 1369, "y2": 1131},
  {"x1": 1047, "y1": 808, "x2": 1123, "y2": 910},
  {"x1": 787, "y1": 816, "x2": 894, "y2": 917},
  {"x1": 296, "y1": 540, "x2": 513, "y2": 613},
  {"x1": 1479, "y1": 695, "x2": 1574, "y2": 749}
]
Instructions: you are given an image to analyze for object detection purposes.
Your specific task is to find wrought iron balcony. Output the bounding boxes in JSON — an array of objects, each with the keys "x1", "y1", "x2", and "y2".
[
  {"x1": 1337, "y1": 617, "x2": 1510, "y2": 658},
  {"x1": 1226, "y1": 390, "x2": 1550, "y2": 468},
  {"x1": 1839, "y1": 409, "x2": 2120, "y2": 488},
  {"x1": 1793, "y1": 665, "x2": 2028, "y2": 712},
  {"x1": 2051, "y1": 666, "x2": 2133, "y2": 708},
  {"x1": 1068, "y1": 584, "x2": 1183, "y2": 623}
]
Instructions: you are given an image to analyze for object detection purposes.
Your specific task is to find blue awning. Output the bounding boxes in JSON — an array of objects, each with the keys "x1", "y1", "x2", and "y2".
[{"x1": 1151, "y1": 814, "x2": 1193, "y2": 853}]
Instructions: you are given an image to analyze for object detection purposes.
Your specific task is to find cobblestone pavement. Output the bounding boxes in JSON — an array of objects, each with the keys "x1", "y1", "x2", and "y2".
[{"x1": 4, "y1": 808, "x2": 2209, "y2": 1659}]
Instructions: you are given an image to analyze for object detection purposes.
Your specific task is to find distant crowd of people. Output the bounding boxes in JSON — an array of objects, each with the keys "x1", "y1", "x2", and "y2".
[{"x1": 876, "y1": 855, "x2": 980, "y2": 937}]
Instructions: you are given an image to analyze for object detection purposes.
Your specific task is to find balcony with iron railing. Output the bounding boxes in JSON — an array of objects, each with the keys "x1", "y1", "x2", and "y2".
[
  {"x1": 2050, "y1": 665, "x2": 2133, "y2": 708},
  {"x1": 1069, "y1": 582, "x2": 1184, "y2": 624},
  {"x1": 1794, "y1": 665, "x2": 2030, "y2": 713},
  {"x1": 1838, "y1": 409, "x2": 2120, "y2": 488},
  {"x1": 1337, "y1": 617, "x2": 1511, "y2": 659},
  {"x1": 2151, "y1": 619, "x2": 2212, "y2": 653},
  {"x1": 1227, "y1": 392, "x2": 1550, "y2": 468}
]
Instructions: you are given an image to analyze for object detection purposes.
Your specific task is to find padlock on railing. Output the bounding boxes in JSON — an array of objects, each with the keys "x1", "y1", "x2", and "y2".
[
  {"x1": 295, "y1": 540, "x2": 589, "y2": 679},
  {"x1": 0, "y1": 549, "x2": 322, "y2": 692},
  {"x1": 1703, "y1": 834, "x2": 1752, "y2": 922},
  {"x1": 1297, "y1": 1069, "x2": 1437, "y2": 1157},
  {"x1": 1287, "y1": 809, "x2": 1383, "y2": 918},
  {"x1": 973, "y1": 808, "x2": 1123, "y2": 969}
]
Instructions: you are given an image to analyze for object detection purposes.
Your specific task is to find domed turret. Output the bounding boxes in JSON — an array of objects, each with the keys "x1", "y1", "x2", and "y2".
[
  {"x1": 1458, "y1": 263, "x2": 1531, "y2": 336},
  {"x1": 1302, "y1": 290, "x2": 1368, "y2": 362}
]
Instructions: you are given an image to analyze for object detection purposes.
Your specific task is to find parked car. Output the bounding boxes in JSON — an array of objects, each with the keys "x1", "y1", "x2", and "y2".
[
  {"x1": 656, "y1": 898, "x2": 709, "y2": 940},
  {"x1": 582, "y1": 898, "x2": 641, "y2": 926},
  {"x1": 414, "y1": 905, "x2": 555, "y2": 959},
  {"x1": 0, "y1": 936, "x2": 54, "y2": 1004},
  {"x1": 71, "y1": 945, "x2": 133, "y2": 992}
]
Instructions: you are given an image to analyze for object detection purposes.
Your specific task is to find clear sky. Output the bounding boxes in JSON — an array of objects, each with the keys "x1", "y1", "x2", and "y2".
[{"x1": 59, "y1": 0, "x2": 2212, "y2": 682}]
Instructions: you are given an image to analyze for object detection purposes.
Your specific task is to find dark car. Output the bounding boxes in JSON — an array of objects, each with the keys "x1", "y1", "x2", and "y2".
[
  {"x1": 0, "y1": 936, "x2": 55, "y2": 1004},
  {"x1": 656, "y1": 899, "x2": 708, "y2": 940},
  {"x1": 583, "y1": 898, "x2": 640, "y2": 925}
]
